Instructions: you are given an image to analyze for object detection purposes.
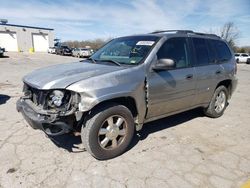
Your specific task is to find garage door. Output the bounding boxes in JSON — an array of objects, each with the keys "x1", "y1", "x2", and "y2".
[
  {"x1": 32, "y1": 34, "x2": 49, "y2": 52},
  {"x1": 0, "y1": 32, "x2": 18, "y2": 51}
]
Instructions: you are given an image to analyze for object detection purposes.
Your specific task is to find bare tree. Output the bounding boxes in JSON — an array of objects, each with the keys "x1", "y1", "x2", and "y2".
[
  {"x1": 62, "y1": 38, "x2": 113, "y2": 50},
  {"x1": 220, "y1": 22, "x2": 239, "y2": 49}
]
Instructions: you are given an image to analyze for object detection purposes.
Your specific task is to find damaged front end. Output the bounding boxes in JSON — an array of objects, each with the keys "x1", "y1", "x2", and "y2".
[{"x1": 16, "y1": 83, "x2": 81, "y2": 136}]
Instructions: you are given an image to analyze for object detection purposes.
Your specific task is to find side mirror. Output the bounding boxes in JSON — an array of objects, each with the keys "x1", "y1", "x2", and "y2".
[{"x1": 153, "y1": 58, "x2": 176, "y2": 71}]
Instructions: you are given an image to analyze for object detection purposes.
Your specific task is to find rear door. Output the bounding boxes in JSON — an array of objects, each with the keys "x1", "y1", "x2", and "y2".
[
  {"x1": 146, "y1": 37, "x2": 196, "y2": 119},
  {"x1": 191, "y1": 38, "x2": 222, "y2": 105}
]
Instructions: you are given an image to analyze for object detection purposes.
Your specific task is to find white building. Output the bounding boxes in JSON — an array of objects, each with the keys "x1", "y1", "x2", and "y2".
[{"x1": 0, "y1": 20, "x2": 54, "y2": 52}]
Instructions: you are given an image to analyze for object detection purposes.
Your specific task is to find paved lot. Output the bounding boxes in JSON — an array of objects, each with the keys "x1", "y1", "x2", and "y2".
[{"x1": 0, "y1": 52, "x2": 250, "y2": 188}]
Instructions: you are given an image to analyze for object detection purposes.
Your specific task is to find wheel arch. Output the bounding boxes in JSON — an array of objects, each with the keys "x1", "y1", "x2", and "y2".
[
  {"x1": 216, "y1": 79, "x2": 232, "y2": 97},
  {"x1": 90, "y1": 96, "x2": 138, "y2": 119}
]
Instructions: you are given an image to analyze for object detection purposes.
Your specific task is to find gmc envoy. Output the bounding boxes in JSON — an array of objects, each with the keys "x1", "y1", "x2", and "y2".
[{"x1": 17, "y1": 30, "x2": 237, "y2": 160}]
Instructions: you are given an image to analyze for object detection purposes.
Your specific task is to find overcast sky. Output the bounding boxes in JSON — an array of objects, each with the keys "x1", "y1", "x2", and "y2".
[{"x1": 0, "y1": 0, "x2": 249, "y2": 46}]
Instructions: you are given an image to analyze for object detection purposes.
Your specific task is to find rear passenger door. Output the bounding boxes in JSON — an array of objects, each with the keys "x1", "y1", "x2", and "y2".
[
  {"x1": 146, "y1": 37, "x2": 196, "y2": 119},
  {"x1": 191, "y1": 38, "x2": 223, "y2": 105}
]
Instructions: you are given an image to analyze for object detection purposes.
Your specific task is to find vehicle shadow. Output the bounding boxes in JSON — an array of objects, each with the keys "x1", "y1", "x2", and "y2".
[
  {"x1": 48, "y1": 133, "x2": 85, "y2": 153},
  {"x1": 48, "y1": 108, "x2": 204, "y2": 154},
  {"x1": 0, "y1": 55, "x2": 10, "y2": 58},
  {"x1": 0, "y1": 94, "x2": 11, "y2": 105},
  {"x1": 127, "y1": 108, "x2": 204, "y2": 151}
]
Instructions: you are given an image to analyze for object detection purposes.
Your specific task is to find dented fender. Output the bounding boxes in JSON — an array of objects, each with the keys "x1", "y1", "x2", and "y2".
[{"x1": 67, "y1": 65, "x2": 147, "y2": 125}]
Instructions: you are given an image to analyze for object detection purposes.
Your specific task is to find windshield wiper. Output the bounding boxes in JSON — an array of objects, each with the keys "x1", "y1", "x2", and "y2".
[
  {"x1": 85, "y1": 57, "x2": 97, "y2": 64},
  {"x1": 98, "y1": 59, "x2": 121, "y2": 66}
]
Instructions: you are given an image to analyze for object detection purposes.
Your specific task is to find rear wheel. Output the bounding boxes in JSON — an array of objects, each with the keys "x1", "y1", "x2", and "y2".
[
  {"x1": 81, "y1": 103, "x2": 135, "y2": 160},
  {"x1": 204, "y1": 85, "x2": 228, "y2": 118}
]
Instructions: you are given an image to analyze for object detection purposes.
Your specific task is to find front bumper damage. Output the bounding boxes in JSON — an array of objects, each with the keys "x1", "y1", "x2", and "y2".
[{"x1": 16, "y1": 98, "x2": 75, "y2": 136}]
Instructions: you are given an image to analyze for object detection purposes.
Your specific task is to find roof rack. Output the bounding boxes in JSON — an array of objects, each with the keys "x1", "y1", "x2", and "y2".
[
  {"x1": 150, "y1": 30, "x2": 194, "y2": 34},
  {"x1": 190, "y1": 32, "x2": 220, "y2": 38},
  {"x1": 150, "y1": 30, "x2": 220, "y2": 38}
]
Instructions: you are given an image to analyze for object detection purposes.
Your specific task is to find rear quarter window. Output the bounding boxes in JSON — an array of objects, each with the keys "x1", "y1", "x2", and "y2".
[{"x1": 213, "y1": 40, "x2": 232, "y2": 62}]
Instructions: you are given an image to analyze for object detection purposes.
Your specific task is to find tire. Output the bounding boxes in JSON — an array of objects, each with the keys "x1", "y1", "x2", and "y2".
[
  {"x1": 77, "y1": 54, "x2": 80, "y2": 58},
  {"x1": 204, "y1": 85, "x2": 228, "y2": 118},
  {"x1": 81, "y1": 103, "x2": 135, "y2": 160}
]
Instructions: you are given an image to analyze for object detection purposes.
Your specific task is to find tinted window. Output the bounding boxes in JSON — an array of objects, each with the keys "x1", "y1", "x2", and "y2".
[
  {"x1": 235, "y1": 54, "x2": 239, "y2": 57},
  {"x1": 157, "y1": 37, "x2": 190, "y2": 68},
  {"x1": 214, "y1": 40, "x2": 232, "y2": 61},
  {"x1": 242, "y1": 54, "x2": 248, "y2": 57},
  {"x1": 193, "y1": 38, "x2": 209, "y2": 65},
  {"x1": 207, "y1": 39, "x2": 218, "y2": 63}
]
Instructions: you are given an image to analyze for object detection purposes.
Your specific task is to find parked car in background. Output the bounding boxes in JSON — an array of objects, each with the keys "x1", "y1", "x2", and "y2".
[
  {"x1": 235, "y1": 53, "x2": 250, "y2": 64},
  {"x1": 0, "y1": 47, "x2": 4, "y2": 57},
  {"x1": 17, "y1": 30, "x2": 237, "y2": 160},
  {"x1": 48, "y1": 47, "x2": 56, "y2": 54},
  {"x1": 55, "y1": 45, "x2": 72, "y2": 56},
  {"x1": 72, "y1": 48, "x2": 93, "y2": 58}
]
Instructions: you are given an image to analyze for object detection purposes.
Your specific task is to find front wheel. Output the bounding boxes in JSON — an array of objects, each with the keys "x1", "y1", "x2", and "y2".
[
  {"x1": 81, "y1": 103, "x2": 135, "y2": 160},
  {"x1": 204, "y1": 85, "x2": 228, "y2": 118}
]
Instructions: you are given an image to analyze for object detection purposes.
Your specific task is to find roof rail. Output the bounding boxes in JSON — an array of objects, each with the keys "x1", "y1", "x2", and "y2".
[
  {"x1": 190, "y1": 32, "x2": 220, "y2": 38},
  {"x1": 150, "y1": 30, "x2": 194, "y2": 34},
  {"x1": 150, "y1": 30, "x2": 220, "y2": 38}
]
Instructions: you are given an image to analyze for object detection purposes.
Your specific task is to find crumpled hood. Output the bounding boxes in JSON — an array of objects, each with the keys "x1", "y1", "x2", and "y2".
[{"x1": 23, "y1": 62, "x2": 125, "y2": 89}]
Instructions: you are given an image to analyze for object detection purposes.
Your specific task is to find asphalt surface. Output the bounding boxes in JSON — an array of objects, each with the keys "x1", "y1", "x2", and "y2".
[{"x1": 0, "y1": 52, "x2": 249, "y2": 188}]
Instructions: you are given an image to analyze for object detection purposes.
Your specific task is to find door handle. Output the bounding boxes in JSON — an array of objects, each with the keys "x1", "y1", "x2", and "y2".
[
  {"x1": 186, "y1": 74, "x2": 193, "y2": 80},
  {"x1": 215, "y1": 70, "x2": 222, "y2": 75}
]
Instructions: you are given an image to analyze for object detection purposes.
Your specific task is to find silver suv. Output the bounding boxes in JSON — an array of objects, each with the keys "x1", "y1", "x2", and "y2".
[{"x1": 17, "y1": 30, "x2": 237, "y2": 160}]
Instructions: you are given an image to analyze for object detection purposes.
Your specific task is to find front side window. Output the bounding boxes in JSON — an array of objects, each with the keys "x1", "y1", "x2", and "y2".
[
  {"x1": 157, "y1": 37, "x2": 190, "y2": 68},
  {"x1": 91, "y1": 36, "x2": 159, "y2": 65},
  {"x1": 193, "y1": 38, "x2": 209, "y2": 66}
]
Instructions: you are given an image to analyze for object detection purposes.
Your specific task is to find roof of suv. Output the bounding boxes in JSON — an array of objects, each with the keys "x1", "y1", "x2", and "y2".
[{"x1": 132, "y1": 30, "x2": 222, "y2": 40}]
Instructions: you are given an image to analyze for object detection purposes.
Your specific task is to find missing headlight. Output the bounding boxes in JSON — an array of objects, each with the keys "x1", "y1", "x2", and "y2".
[
  {"x1": 47, "y1": 90, "x2": 71, "y2": 110},
  {"x1": 49, "y1": 90, "x2": 64, "y2": 107}
]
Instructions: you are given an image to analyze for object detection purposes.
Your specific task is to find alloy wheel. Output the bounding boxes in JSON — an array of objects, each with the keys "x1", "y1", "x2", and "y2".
[{"x1": 98, "y1": 115, "x2": 127, "y2": 150}]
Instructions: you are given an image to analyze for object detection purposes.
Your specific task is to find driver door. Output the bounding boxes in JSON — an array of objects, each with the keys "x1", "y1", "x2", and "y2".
[{"x1": 146, "y1": 37, "x2": 196, "y2": 119}]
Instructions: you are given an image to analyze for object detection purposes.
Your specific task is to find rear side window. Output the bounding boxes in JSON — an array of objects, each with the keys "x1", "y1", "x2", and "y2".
[
  {"x1": 193, "y1": 38, "x2": 209, "y2": 66},
  {"x1": 213, "y1": 40, "x2": 232, "y2": 61},
  {"x1": 207, "y1": 39, "x2": 218, "y2": 63}
]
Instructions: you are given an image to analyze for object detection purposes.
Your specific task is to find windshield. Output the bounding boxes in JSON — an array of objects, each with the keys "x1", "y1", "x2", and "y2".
[{"x1": 91, "y1": 36, "x2": 159, "y2": 65}]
